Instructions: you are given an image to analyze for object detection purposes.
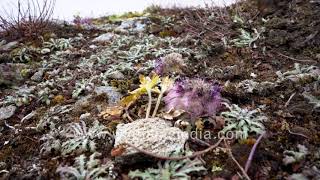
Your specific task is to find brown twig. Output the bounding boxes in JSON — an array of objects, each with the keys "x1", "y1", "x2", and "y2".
[
  {"x1": 224, "y1": 139, "x2": 251, "y2": 180},
  {"x1": 244, "y1": 132, "x2": 266, "y2": 173},
  {"x1": 190, "y1": 137, "x2": 212, "y2": 147},
  {"x1": 275, "y1": 51, "x2": 317, "y2": 63},
  {"x1": 288, "y1": 129, "x2": 309, "y2": 139},
  {"x1": 123, "y1": 138, "x2": 223, "y2": 161},
  {"x1": 124, "y1": 108, "x2": 133, "y2": 122},
  {"x1": 284, "y1": 92, "x2": 296, "y2": 108}
]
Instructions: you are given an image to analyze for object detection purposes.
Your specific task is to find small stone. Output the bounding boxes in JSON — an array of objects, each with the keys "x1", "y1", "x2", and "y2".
[
  {"x1": 134, "y1": 21, "x2": 145, "y2": 32},
  {"x1": 41, "y1": 48, "x2": 51, "y2": 54},
  {"x1": 92, "y1": 33, "x2": 114, "y2": 43},
  {"x1": 89, "y1": 45, "x2": 97, "y2": 49},
  {"x1": 0, "y1": 41, "x2": 18, "y2": 51},
  {"x1": 114, "y1": 118, "x2": 189, "y2": 164},
  {"x1": 118, "y1": 20, "x2": 135, "y2": 29},
  {"x1": 79, "y1": 113, "x2": 91, "y2": 121},
  {"x1": 31, "y1": 69, "x2": 44, "y2": 82},
  {"x1": 173, "y1": 25, "x2": 184, "y2": 34},
  {"x1": 149, "y1": 24, "x2": 162, "y2": 34},
  {"x1": 94, "y1": 86, "x2": 122, "y2": 105},
  {"x1": 0, "y1": 105, "x2": 17, "y2": 120},
  {"x1": 107, "y1": 70, "x2": 125, "y2": 79}
]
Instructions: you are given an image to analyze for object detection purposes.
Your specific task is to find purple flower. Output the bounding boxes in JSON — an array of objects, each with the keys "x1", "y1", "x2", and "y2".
[
  {"x1": 164, "y1": 78, "x2": 222, "y2": 118},
  {"x1": 73, "y1": 16, "x2": 93, "y2": 26}
]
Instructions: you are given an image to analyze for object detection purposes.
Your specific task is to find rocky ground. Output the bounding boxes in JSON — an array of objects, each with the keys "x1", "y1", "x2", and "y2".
[{"x1": 0, "y1": 0, "x2": 319, "y2": 179}]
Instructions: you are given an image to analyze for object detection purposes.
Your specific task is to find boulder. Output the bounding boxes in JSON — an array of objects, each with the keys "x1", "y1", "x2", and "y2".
[{"x1": 114, "y1": 118, "x2": 189, "y2": 164}]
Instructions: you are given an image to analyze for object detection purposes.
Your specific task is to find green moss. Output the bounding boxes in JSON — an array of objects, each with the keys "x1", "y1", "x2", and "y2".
[
  {"x1": 159, "y1": 30, "x2": 176, "y2": 38},
  {"x1": 108, "y1": 11, "x2": 145, "y2": 22}
]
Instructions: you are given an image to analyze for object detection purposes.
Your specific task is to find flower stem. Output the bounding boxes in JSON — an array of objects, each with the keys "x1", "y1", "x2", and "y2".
[
  {"x1": 152, "y1": 92, "x2": 164, "y2": 118},
  {"x1": 146, "y1": 90, "x2": 152, "y2": 119}
]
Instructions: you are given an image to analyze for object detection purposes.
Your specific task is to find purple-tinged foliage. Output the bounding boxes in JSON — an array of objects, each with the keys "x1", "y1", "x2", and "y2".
[
  {"x1": 73, "y1": 16, "x2": 93, "y2": 26},
  {"x1": 155, "y1": 58, "x2": 164, "y2": 75},
  {"x1": 164, "y1": 78, "x2": 222, "y2": 118}
]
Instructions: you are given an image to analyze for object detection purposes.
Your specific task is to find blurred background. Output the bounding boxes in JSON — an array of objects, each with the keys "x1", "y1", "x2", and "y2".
[{"x1": 0, "y1": 0, "x2": 237, "y2": 20}]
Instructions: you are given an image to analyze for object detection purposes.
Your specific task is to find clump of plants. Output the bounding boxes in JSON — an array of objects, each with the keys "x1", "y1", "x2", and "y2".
[
  {"x1": 72, "y1": 77, "x2": 96, "y2": 99},
  {"x1": 231, "y1": 28, "x2": 264, "y2": 48},
  {"x1": 57, "y1": 152, "x2": 116, "y2": 179},
  {"x1": 11, "y1": 46, "x2": 40, "y2": 63},
  {"x1": 128, "y1": 151, "x2": 206, "y2": 180},
  {"x1": 43, "y1": 38, "x2": 72, "y2": 52},
  {"x1": 283, "y1": 144, "x2": 308, "y2": 165},
  {"x1": 163, "y1": 78, "x2": 222, "y2": 119},
  {"x1": 0, "y1": 0, "x2": 56, "y2": 41},
  {"x1": 276, "y1": 63, "x2": 320, "y2": 83},
  {"x1": 121, "y1": 74, "x2": 174, "y2": 119},
  {"x1": 36, "y1": 104, "x2": 73, "y2": 131},
  {"x1": 220, "y1": 103, "x2": 267, "y2": 140},
  {"x1": 302, "y1": 92, "x2": 320, "y2": 111},
  {"x1": 61, "y1": 120, "x2": 114, "y2": 155}
]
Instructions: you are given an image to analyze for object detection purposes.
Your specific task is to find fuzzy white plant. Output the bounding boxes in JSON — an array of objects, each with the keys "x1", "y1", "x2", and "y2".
[
  {"x1": 43, "y1": 38, "x2": 72, "y2": 51},
  {"x1": 40, "y1": 127, "x2": 62, "y2": 155},
  {"x1": 283, "y1": 144, "x2": 308, "y2": 165},
  {"x1": 231, "y1": 28, "x2": 263, "y2": 48},
  {"x1": 302, "y1": 92, "x2": 320, "y2": 110},
  {"x1": 128, "y1": 151, "x2": 206, "y2": 180},
  {"x1": 72, "y1": 77, "x2": 96, "y2": 99},
  {"x1": 276, "y1": 63, "x2": 320, "y2": 83},
  {"x1": 61, "y1": 120, "x2": 113, "y2": 155},
  {"x1": 57, "y1": 152, "x2": 115, "y2": 180},
  {"x1": 220, "y1": 103, "x2": 267, "y2": 140}
]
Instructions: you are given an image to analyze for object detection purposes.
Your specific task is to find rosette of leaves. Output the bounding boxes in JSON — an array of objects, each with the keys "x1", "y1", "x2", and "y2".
[
  {"x1": 57, "y1": 152, "x2": 116, "y2": 179},
  {"x1": 61, "y1": 120, "x2": 113, "y2": 155},
  {"x1": 220, "y1": 103, "x2": 267, "y2": 140},
  {"x1": 43, "y1": 38, "x2": 72, "y2": 51},
  {"x1": 128, "y1": 151, "x2": 206, "y2": 180}
]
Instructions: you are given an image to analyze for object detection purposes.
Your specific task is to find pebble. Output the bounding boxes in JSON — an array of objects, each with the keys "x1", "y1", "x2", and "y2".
[{"x1": 0, "y1": 105, "x2": 17, "y2": 121}]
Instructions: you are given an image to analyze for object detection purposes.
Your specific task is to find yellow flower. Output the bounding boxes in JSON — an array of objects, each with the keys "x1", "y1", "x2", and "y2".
[
  {"x1": 160, "y1": 76, "x2": 174, "y2": 93},
  {"x1": 130, "y1": 74, "x2": 160, "y2": 95}
]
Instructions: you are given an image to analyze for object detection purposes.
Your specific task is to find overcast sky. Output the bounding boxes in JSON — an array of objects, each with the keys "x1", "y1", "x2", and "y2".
[{"x1": 0, "y1": 0, "x2": 237, "y2": 21}]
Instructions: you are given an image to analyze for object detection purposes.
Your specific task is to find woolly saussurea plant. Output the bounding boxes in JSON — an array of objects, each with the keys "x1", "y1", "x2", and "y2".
[
  {"x1": 128, "y1": 150, "x2": 206, "y2": 180},
  {"x1": 57, "y1": 152, "x2": 116, "y2": 179},
  {"x1": 220, "y1": 103, "x2": 267, "y2": 140},
  {"x1": 163, "y1": 78, "x2": 222, "y2": 118}
]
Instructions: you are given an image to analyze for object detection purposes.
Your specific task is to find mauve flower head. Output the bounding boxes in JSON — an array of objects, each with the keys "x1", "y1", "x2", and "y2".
[
  {"x1": 164, "y1": 78, "x2": 222, "y2": 118},
  {"x1": 73, "y1": 16, "x2": 93, "y2": 26},
  {"x1": 154, "y1": 53, "x2": 187, "y2": 76}
]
